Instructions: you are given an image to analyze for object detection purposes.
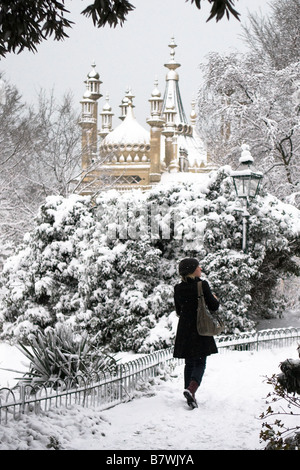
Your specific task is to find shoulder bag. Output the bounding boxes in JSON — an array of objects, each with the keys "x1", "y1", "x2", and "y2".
[{"x1": 196, "y1": 281, "x2": 224, "y2": 336}]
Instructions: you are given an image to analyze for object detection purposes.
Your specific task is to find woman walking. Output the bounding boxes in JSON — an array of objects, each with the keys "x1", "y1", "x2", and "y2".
[{"x1": 173, "y1": 258, "x2": 219, "y2": 409}]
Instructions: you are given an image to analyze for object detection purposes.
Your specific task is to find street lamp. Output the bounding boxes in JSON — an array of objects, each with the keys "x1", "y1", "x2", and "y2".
[{"x1": 231, "y1": 144, "x2": 263, "y2": 252}]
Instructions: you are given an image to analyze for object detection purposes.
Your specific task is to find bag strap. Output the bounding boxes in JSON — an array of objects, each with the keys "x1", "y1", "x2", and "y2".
[{"x1": 197, "y1": 281, "x2": 204, "y2": 298}]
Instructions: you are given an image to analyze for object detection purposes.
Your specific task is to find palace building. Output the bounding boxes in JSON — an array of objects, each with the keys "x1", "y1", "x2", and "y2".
[{"x1": 78, "y1": 37, "x2": 215, "y2": 193}]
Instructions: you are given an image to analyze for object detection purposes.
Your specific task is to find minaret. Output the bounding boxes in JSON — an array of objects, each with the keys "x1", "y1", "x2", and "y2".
[
  {"x1": 147, "y1": 78, "x2": 164, "y2": 183},
  {"x1": 99, "y1": 94, "x2": 114, "y2": 139},
  {"x1": 161, "y1": 37, "x2": 187, "y2": 171},
  {"x1": 119, "y1": 87, "x2": 135, "y2": 121},
  {"x1": 79, "y1": 62, "x2": 102, "y2": 169}
]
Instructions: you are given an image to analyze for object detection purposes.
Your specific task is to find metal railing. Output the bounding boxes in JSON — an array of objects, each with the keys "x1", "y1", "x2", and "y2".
[
  {"x1": 216, "y1": 326, "x2": 300, "y2": 352},
  {"x1": 0, "y1": 326, "x2": 299, "y2": 424}
]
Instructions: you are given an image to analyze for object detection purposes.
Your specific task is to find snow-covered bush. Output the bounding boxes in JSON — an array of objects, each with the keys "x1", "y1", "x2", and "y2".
[
  {"x1": 16, "y1": 323, "x2": 116, "y2": 384},
  {"x1": 260, "y1": 346, "x2": 300, "y2": 450},
  {"x1": 0, "y1": 167, "x2": 299, "y2": 352}
]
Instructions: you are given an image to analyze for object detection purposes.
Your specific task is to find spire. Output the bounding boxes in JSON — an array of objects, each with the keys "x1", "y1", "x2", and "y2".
[
  {"x1": 119, "y1": 87, "x2": 135, "y2": 120},
  {"x1": 80, "y1": 65, "x2": 100, "y2": 125},
  {"x1": 88, "y1": 61, "x2": 99, "y2": 79},
  {"x1": 85, "y1": 61, "x2": 102, "y2": 101},
  {"x1": 79, "y1": 62, "x2": 101, "y2": 171},
  {"x1": 125, "y1": 87, "x2": 135, "y2": 106},
  {"x1": 152, "y1": 77, "x2": 161, "y2": 98},
  {"x1": 161, "y1": 37, "x2": 187, "y2": 125},
  {"x1": 164, "y1": 36, "x2": 180, "y2": 76},
  {"x1": 147, "y1": 77, "x2": 164, "y2": 121}
]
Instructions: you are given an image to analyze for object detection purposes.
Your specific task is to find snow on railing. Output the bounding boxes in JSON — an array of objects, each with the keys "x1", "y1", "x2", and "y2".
[
  {"x1": 0, "y1": 327, "x2": 299, "y2": 424},
  {"x1": 216, "y1": 326, "x2": 300, "y2": 352}
]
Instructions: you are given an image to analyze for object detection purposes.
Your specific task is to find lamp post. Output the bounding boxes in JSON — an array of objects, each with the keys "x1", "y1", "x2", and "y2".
[{"x1": 231, "y1": 144, "x2": 263, "y2": 253}]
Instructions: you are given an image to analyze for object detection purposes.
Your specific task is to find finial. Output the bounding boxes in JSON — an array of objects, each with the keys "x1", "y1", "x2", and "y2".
[
  {"x1": 169, "y1": 36, "x2": 177, "y2": 49},
  {"x1": 125, "y1": 86, "x2": 135, "y2": 104},
  {"x1": 151, "y1": 77, "x2": 161, "y2": 97},
  {"x1": 125, "y1": 99, "x2": 135, "y2": 120},
  {"x1": 168, "y1": 36, "x2": 177, "y2": 62},
  {"x1": 119, "y1": 88, "x2": 134, "y2": 120},
  {"x1": 164, "y1": 36, "x2": 180, "y2": 73},
  {"x1": 87, "y1": 60, "x2": 100, "y2": 80},
  {"x1": 102, "y1": 93, "x2": 112, "y2": 111}
]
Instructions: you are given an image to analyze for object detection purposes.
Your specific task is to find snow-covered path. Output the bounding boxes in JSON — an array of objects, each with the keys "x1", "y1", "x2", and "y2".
[
  {"x1": 73, "y1": 348, "x2": 280, "y2": 451},
  {"x1": 1, "y1": 344, "x2": 298, "y2": 451}
]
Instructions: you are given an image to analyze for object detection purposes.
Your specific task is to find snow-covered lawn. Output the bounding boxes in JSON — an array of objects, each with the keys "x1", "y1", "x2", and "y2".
[{"x1": 0, "y1": 342, "x2": 299, "y2": 451}]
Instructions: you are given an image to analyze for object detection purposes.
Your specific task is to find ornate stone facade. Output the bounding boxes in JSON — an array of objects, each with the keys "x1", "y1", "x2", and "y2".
[{"x1": 78, "y1": 38, "x2": 215, "y2": 193}]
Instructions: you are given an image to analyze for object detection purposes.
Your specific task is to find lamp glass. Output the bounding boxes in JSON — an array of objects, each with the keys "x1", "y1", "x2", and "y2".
[{"x1": 232, "y1": 172, "x2": 262, "y2": 199}]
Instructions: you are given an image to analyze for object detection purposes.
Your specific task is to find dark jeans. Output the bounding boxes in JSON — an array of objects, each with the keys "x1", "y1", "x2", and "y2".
[{"x1": 184, "y1": 356, "x2": 207, "y2": 389}]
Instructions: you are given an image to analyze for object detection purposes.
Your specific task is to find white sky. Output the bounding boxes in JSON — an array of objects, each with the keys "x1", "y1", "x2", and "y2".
[{"x1": 0, "y1": 0, "x2": 271, "y2": 126}]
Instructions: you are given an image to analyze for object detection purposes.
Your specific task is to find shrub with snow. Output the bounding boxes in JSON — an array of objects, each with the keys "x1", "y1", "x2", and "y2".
[
  {"x1": 16, "y1": 323, "x2": 116, "y2": 384},
  {"x1": 0, "y1": 167, "x2": 299, "y2": 352}
]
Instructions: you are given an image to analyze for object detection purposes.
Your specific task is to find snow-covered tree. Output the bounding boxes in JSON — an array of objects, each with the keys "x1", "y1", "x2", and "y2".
[
  {"x1": 241, "y1": 0, "x2": 300, "y2": 71},
  {"x1": 197, "y1": 53, "x2": 300, "y2": 202},
  {"x1": 1, "y1": 168, "x2": 299, "y2": 353},
  {"x1": 260, "y1": 345, "x2": 300, "y2": 450},
  {"x1": 0, "y1": 79, "x2": 36, "y2": 244},
  {"x1": 29, "y1": 90, "x2": 82, "y2": 198},
  {"x1": 197, "y1": 0, "x2": 300, "y2": 205},
  {"x1": 0, "y1": 79, "x2": 84, "y2": 266}
]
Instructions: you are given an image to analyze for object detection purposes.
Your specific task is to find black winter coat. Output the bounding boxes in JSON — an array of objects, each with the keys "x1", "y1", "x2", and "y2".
[{"x1": 173, "y1": 277, "x2": 219, "y2": 359}]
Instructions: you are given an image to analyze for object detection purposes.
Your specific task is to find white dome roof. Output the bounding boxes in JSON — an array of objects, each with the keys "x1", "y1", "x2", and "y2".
[{"x1": 102, "y1": 104, "x2": 150, "y2": 147}]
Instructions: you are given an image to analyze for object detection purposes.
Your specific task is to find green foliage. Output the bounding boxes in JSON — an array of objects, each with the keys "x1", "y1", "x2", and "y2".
[
  {"x1": 0, "y1": 0, "x2": 136, "y2": 57},
  {"x1": 16, "y1": 323, "x2": 116, "y2": 384},
  {"x1": 82, "y1": 0, "x2": 135, "y2": 28},
  {"x1": 0, "y1": 1, "x2": 240, "y2": 57},
  {"x1": 187, "y1": 1, "x2": 240, "y2": 22},
  {"x1": 0, "y1": 0, "x2": 72, "y2": 57},
  {"x1": 46, "y1": 436, "x2": 62, "y2": 450}
]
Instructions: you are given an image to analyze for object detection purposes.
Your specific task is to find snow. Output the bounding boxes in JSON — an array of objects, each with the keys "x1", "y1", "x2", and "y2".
[
  {"x1": 0, "y1": 341, "x2": 299, "y2": 450},
  {"x1": 0, "y1": 170, "x2": 299, "y2": 451},
  {"x1": 159, "y1": 171, "x2": 211, "y2": 188},
  {"x1": 261, "y1": 194, "x2": 300, "y2": 235},
  {"x1": 101, "y1": 104, "x2": 150, "y2": 147}
]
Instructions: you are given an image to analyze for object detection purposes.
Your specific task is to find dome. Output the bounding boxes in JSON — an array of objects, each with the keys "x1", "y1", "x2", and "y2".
[
  {"x1": 151, "y1": 78, "x2": 161, "y2": 98},
  {"x1": 87, "y1": 61, "x2": 100, "y2": 80},
  {"x1": 100, "y1": 104, "x2": 150, "y2": 162},
  {"x1": 104, "y1": 104, "x2": 149, "y2": 147},
  {"x1": 102, "y1": 94, "x2": 112, "y2": 112},
  {"x1": 82, "y1": 88, "x2": 93, "y2": 100}
]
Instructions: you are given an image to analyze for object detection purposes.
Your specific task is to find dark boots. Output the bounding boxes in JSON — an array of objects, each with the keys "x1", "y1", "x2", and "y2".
[{"x1": 183, "y1": 380, "x2": 199, "y2": 409}]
